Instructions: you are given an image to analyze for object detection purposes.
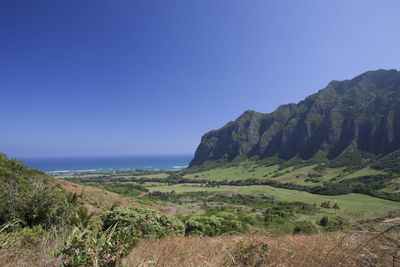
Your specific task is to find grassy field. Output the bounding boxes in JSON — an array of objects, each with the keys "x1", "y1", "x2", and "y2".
[
  {"x1": 183, "y1": 161, "x2": 388, "y2": 188},
  {"x1": 144, "y1": 183, "x2": 400, "y2": 219},
  {"x1": 184, "y1": 163, "x2": 279, "y2": 181},
  {"x1": 54, "y1": 159, "x2": 400, "y2": 221}
]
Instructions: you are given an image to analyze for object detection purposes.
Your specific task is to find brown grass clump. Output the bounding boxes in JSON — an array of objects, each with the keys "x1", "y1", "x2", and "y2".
[
  {"x1": 57, "y1": 180, "x2": 173, "y2": 217},
  {"x1": 0, "y1": 232, "x2": 398, "y2": 266},
  {"x1": 125, "y1": 232, "x2": 399, "y2": 267},
  {"x1": 1, "y1": 223, "x2": 399, "y2": 266},
  {"x1": 0, "y1": 231, "x2": 62, "y2": 267}
]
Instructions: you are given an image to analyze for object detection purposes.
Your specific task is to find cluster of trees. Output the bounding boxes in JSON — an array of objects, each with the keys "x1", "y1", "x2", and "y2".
[
  {"x1": 94, "y1": 182, "x2": 148, "y2": 198},
  {"x1": 320, "y1": 201, "x2": 339, "y2": 209},
  {"x1": 263, "y1": 201, "x2": 318, "y2": 233},
  {"x1": 146, "y1": 191, "x2": 274, "y2": 209},
  {"x1": 146, "y1": 190, "x2": 212, "y2": 203},
  {"x1": 147, "y1": 191, "x2": 327, "y2": 234},
  {"x1": 372, "y1": 150, "x2": 400, "y2": 173},
  {"x1": 314, "y1": 174, "x2": 400, "y2": 201},
  {"x1": 318, "y1": 216, "x2": 349, "y2": 232}
]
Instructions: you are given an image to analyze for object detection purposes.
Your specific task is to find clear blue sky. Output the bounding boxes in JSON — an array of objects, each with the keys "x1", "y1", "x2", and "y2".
[{"x1": 1, "y1": 0, "x2": 400, "y2": 157}]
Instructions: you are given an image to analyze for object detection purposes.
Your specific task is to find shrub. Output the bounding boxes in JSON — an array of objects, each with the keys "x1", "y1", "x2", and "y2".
[
  {"x1": 0, "y1": 155, "x2": 86, "y2": 230},
  {"x1": 319, "y1": 216, "x2": 329, "y2": 226},
  {"x1": 100, "y1": 183, "x2": 148, "y2": 198},
  {"x1": 323, "y1": 217, "x2": 349, "y2": 232},
  {"x1": 0, "y1": 182, "x2": 83, "y2": 229},
  {"x1": 184, "y1": 216, "x2": 222, "y2": 236},
  {"x1": 320, "y1": 201, "x2": 331, "y2": 209},
  {"x1": 101, "y1": 207, "x2": 185, "y2": 238},
  {"x1": 184, "y1": 212, "x2": 250, "y2": 236},
  {"x1": 0, "y1": 225, "x2": 46, "y2": 249},
  {"x1": 264, "y1": 207, "x2": 292, "y2": 223},
  {"x1": 293, "y1": 221, "x2": 317, "y2": 234},
  {"x1": 54, "y1": 225, "x2": 139, "y2": 267}
]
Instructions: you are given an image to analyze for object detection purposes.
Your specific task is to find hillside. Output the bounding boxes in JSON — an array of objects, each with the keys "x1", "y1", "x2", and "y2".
[
  {"x1": 190, "y1": 69, "x2": 400, "y2": 167},
  {"x1": 0, "y1": 154, "x2": 91, "y2": 229},
  {"x1": 0, "y1": 153, "x2": 54, "y2": 187},
  {"x1": 1, "y1": 155, "x2": 400, "y2": 266}
]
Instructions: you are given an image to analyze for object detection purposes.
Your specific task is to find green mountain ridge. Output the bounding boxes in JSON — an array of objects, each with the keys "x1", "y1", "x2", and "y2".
[{"x1": 190, "y1": 69, "x2": 400, "y2": 167}]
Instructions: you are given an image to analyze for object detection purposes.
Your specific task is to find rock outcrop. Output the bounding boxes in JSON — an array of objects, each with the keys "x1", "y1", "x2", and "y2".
[{"x1": 190, "y1": 69, "x2": 400, "y2": 166}]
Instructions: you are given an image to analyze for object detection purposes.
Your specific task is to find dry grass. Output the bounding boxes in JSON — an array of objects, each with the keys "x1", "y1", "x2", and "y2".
[
  {"x1": 0, "y1": 231, "x2": 398, "y2": 267},
  {"x1": 58, "y1": 180, "x2": 135, "y2": 216},
  {"x1": 1, "y1": 222, "x2": 399, "y2": 267},
  {"x1": 0, "y1": 235, "x2": 62, "y2": 267},
  {"x1": 57, "y1": 180, "x2": 175, "y2": 217},
  {"x1": 125, "y1": 232, "x2": 399, "y2": 267}
]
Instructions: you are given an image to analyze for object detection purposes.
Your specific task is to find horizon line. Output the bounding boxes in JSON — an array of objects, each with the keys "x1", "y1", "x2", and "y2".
[{"x1": 10, "y1": 153, "x2": 195, "y2": 159}]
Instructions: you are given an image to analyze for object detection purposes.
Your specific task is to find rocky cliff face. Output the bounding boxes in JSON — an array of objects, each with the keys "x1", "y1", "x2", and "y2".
[{"x1": 190, "y1": 69, "x2": 400, "y2": 166}]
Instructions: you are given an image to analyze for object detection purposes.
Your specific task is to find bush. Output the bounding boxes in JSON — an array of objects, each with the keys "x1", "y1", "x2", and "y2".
[
  {"x1": 54, "y1": 225, "x2": 139, "y2": 267},
  {"x1": 0, "y1": 225, "x2": 46, "y2": 249},
  {"x1": 323, "y1": 217, "x2": 349, "y2": 232},
  {"x1": 0, "y1": 182, "x2": 83, "y2": 229},
  {"x1": 293, "y1": 221, "x2": 317, "y2": 234},
  {"x1": 184, "y1": 212, "x2": 250, "y2": 236},
  {"x1": 320, "y1": 201, "x2": 331, "y2": 209},
  {"x1": 101, "y1": 207, "x2": 185, "y2": 238},
  {"x1": 0, "y1": 155, "x2": 86, "y2": 230},
  {"x1": 184, "y1": 216, "x2": 223, "y2": 236},
  {"x1": 264, "y1": 207, "x2": 292, "y2": 223},
  {"x1": 319, "y1": 216, "x2": 329, "y2": 226},
  {"x1": 99, "y1": 183, "x2": 148, "y2": 198}
]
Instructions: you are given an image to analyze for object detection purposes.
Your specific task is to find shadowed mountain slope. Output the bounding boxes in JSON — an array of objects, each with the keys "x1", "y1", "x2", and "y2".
[{"x1": 190, "y1": 69, "x2": 400, "y2": 166}]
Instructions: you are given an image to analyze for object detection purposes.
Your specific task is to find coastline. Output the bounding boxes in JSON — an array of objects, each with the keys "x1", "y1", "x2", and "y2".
[{"x1": 21, "y1": 154, "x2": 192, "y2": 174}]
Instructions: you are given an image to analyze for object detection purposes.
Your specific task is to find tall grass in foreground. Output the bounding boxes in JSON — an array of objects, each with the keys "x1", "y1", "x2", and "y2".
[
  {"x1": 1, "y1": 224, "x2": 399, "y2": 266},
  {"x1": 0, "y1": 225, "x2": 63, "y2": 267},
  {"x1": 126, "y1": 231, "x2": 399, "y2": 266}
]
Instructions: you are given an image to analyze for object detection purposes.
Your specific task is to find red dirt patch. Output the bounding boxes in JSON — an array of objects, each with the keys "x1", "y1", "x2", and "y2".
[{"x1": 160, "y1": 206, "x2": 176, "y2": 216}]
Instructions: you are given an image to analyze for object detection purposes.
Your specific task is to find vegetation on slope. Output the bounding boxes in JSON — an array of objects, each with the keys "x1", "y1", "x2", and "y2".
[
  {"x1": 190, "y1": 69, "x2": 400, "y2": 167},
  {"x1": 0, "y1": 154, "x2": 87, "y2": 229},
  {"x1": 1, "y1": 154, "x2": 400, "y2": 266}
]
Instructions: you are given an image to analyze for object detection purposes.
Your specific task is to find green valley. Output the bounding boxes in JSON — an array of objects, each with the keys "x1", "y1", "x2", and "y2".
[{"x1": 2, "y1": 69, "x2": 400, "y2": 266}]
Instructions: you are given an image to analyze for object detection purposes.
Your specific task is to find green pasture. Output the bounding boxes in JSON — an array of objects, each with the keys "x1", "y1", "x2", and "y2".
[{"x1": 144, "y1": 183, "x2": 400, "y2": 219}]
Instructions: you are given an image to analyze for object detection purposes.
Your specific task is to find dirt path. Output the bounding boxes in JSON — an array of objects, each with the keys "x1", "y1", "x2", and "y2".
[{"x1": 160, "y1": 206, "x2": 177, "y2": 216}]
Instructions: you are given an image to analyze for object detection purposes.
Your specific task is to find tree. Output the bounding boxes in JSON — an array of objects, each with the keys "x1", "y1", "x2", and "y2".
[
  {"x1": 320, "y1": 201, "x2": 331, "y2": 209},
  {"x1": 319, "y1": 216, "x2": 329, "y2": 226}
]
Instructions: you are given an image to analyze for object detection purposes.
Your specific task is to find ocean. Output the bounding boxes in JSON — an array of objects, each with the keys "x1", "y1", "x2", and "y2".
[{"x1": 21, "y1": 154, "x2": 193, "y2": 174}]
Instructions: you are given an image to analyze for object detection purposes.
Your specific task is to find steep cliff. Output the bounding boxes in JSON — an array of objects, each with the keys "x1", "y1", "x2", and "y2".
[{"x1": 190, "y1": 69, "x2": 400, "y2": 166}]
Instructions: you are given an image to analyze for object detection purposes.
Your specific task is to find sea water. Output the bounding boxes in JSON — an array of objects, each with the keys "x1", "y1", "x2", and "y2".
[{"x1": 22, "y1": 154, "x2": 193, "y2": 174}]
